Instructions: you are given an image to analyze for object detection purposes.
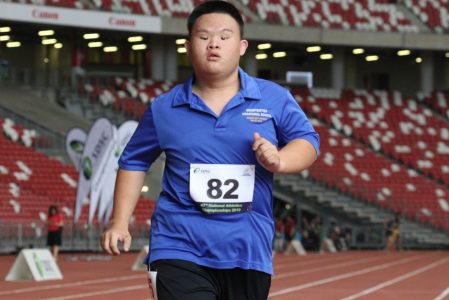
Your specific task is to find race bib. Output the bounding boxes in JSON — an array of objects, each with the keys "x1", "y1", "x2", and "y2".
[{"x1": 190, "y1": 164, "x2": 255, "y2": 214}]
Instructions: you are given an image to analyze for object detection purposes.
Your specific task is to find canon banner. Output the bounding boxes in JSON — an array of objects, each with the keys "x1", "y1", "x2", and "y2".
[
  {"x1": 0, "y1": 2, "x2": 161, "y2": 33},
  {"x1": 74, "y1": 118, "x2": 114, "y2": 222},
  {"x1": 65, "y1": 128, "x2": 87, "y2": 171}
]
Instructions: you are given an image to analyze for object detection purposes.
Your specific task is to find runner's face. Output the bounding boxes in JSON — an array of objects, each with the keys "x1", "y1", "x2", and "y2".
[{"x1": 186, "y1": 13, "x2": 248, "y2": 77}]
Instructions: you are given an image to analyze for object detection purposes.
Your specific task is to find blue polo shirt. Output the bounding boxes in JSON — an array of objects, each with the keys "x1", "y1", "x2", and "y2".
[{"x1": 118, "y1": 68, "x2": 319, "y2": 275}]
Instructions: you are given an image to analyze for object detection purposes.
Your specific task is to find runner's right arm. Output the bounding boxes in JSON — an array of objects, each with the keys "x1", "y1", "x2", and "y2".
[{"x1": 101, "y1": 169, "x2": 146, "y2": 255}]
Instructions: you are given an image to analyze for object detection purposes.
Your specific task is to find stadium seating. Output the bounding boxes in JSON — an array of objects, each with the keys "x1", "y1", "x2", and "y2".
[
  {"x1": 9, "y1": 0, "x2": 424, "y2": 33},
  {"x1": 240, "y1": 0, "x2": 418, "y2": 32},
  {"x1": 0, "y1": 118, "x2": 154, "y2": 226},
  {"x1": 402, "y1": 0, "x2": 449, "y2": 33},
  {"x1": 2, "y1": 117, "x2": 37, "y2": 147},
  {"x1": 0, "y1": 128, "x2": 78, "y2": 222},
  {"x1": 419, "y1": 90, "x2": 449, "y2": 119},
  {"x1": 132, "y1": 197, "x2": 156, "y2": 226},
  {"x1": 11, "y1": 0, "x2": 449, "y2": 35},
  {"x1": 293, "y1": 88, "x2": 449, "y2": 187},
  {"x1": 82, "y1": 77, "x2": 175, "y2": 119},
  {"x1": 91, "y1": 0, "x2": 199, "y2": 17},
  {"x1": 305, "y1": 119, "x2": 449, "y2": 231}
]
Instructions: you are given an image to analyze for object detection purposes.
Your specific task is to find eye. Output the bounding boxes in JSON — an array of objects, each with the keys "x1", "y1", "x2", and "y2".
[
  {"x1": 199, "y1": 36, "x2": 208, "y2": 40},
  {"x1": 221, "y1": 36, "x2": 230, "y2": 40}
]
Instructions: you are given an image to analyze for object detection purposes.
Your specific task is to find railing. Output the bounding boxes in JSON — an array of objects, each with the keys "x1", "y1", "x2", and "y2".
[
  {"x1": 350, "y1": 224, "x2": 385, "y2": 250},
  {"x1": 0, "y1": 67, "x2": 72, "y2": 89},
  {"x1": 0, "y1": 220, "x2": 151, "y2": 254}
]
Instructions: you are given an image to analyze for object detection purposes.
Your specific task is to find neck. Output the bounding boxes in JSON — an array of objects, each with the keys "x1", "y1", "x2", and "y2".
[
  {"x1": 191, "y1": 69, "x2": 241, "y2": 116},
  {"x1": 193, "y1": 69, "x2": 240, "y2": 95}
]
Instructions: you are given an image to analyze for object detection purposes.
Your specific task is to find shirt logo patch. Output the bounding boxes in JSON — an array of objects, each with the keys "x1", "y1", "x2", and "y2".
[
  {"x1": 242, "y1": 108, "x2": 272, "y2": 123},
  {"x1": 193, "y1": 167, "x2": 210, "y2": 174}
]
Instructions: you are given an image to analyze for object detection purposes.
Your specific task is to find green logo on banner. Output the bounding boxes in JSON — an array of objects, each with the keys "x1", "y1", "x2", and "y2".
[
  {"x1": 114, "y1": 146, "x2": 121, "y2": 158},
  {"x1": 70, "y1": 140, "x2": 84, "y2": 153},
  {"x1": 83, "y1": 157, "x2": 93, "y2": 180},
  {"x1": 32, "y1": 252, "x2": 45, "y2": 278}
]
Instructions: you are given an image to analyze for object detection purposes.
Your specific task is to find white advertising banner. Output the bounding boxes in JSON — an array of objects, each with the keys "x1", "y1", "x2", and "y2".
[
  {"x1": 88, "y1": 125, "x2": 117, "y2": 224},
  {"x1": 5, "y1": 249, "x2": 63, "y2": 281},
  {"x1": 97, "y1": 151, "x2": 118, "y2": 223},
  {"x1": 0, "y1": 2, "x2": 161, "y2": 33},
  {"x1": 98, "y1": 120, "x2": 138, "y2": 223},
  {"x1": 74, "y1": 118, "x2": 114, "y2": 222},
  {"x1": 65, "y1": 128, "x2": 87, "y2": 171},
  {"x1": 132, "y1": 245, "x2": 149, "y2": 271}
]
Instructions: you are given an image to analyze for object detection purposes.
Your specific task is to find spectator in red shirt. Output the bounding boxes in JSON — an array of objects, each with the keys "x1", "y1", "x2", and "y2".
[
  {"x1": 283, "y1": 215, "x2": 296, "y2": 254},
  {"x1": 47, "y1": 204, "x2": 64, "y2": 262},
  {"x1": 273, "y1": 217, "x2": 285, "y2": 253}
]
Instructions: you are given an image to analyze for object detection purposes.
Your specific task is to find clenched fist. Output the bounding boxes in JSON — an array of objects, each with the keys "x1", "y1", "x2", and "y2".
[{"x1": 252, "y1": 132, "x2": 282, "y2": 173}]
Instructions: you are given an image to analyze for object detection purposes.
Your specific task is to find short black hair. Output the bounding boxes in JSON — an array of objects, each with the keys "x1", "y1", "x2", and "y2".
[
  {"x1": 48, "y1": 204, "x2": 58, "y2": 216},
  {"x1": 187, "y1": 1, "x2": 244, "y2": 38}
]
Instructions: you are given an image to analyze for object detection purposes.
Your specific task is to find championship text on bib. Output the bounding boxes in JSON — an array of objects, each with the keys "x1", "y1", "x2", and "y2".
[{"x1": 190, "y1": 164, "x2": 255, "y2": 214}]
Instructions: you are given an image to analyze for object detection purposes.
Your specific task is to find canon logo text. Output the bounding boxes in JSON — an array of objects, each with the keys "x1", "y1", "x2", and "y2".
[
  {"x1": 32, "y1": 9, "x2": 59, "y2": 20},
  {"x1": 108, "y1": 17, "x2": 136, "y2": 27}
]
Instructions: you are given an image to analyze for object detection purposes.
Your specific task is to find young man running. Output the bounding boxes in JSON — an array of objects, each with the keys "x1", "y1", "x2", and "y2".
[{"x1": 102, "y1": 1, "x2": 319, "y2": 299}]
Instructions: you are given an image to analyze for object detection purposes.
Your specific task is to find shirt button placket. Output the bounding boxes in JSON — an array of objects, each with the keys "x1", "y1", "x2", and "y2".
[{"x1": 215, "y1": 116, "x2": 226, "y2": 132}]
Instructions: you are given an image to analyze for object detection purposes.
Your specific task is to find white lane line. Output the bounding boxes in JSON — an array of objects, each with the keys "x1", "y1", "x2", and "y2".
[
  {"x1": 0, "y1": 274, "x2": 144, "y2": 296},
  {"x1": 341, "y1": 257, "x2": 449, "y2": 300},
  {"x1": 434, "y1": 286, "x2": 449, "y2": 300},
  {"x1": 274, "y1": 255, "x2": 386, "y2": 280},
  {"x1": 268, "y1": 255, "x2": 421, "y2": 298},
  {"x1": 275, "y1": 253, "x2": 362, "y2": 270},
  {"x1": 43, "y1": 284, "x2": 147, "y2": 300},
  {"x1": 275, "y1": 256, "x2": 343, "y2": 270}
]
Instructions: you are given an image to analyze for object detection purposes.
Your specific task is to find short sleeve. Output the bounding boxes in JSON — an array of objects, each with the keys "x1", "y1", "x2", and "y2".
[
  {"x1": 118, "y1": 105, "x2": 162, "y2": 171},
  {"x1": 277, "y1": 90, "x2": 320, "y2": 156}
]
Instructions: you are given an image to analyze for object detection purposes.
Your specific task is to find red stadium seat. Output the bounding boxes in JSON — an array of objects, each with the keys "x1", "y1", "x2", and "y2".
[
  {"x1": 296, "y1": 88, "x2": 449, "y2": 187},
  {"x1": 304, "y1": 121, "x2": 449, "y2": 231},
  {"x1": 403, "y1": 0, "x2": 449, "y2": 33},
  {"x1": 242, "y1": 0, "x2": 417, "y2": 32},
  {"x1": 290, "y1": 88, "x2": 449, "y2": 231}
]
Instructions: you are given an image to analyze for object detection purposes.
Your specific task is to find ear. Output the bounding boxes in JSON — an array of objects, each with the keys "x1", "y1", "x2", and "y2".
[
  {"x1": 185, "y1": 40, "x2": 191, "y2": 57},
  {"x1": 240, "y1": 39, "x2": 248, "y2": 56}
]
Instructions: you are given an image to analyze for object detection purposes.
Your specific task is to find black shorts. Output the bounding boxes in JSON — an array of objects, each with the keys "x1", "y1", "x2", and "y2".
[
  {"x1": 47, "y1": 228, "x2": 62, "y2": 246},
  {"x1": 150, "y1": 259, "x2": 271, "y2": 300}
]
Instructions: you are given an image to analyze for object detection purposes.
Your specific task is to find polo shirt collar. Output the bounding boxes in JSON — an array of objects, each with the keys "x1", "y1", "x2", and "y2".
[{"x1": 172, "y1": 67, "x2": 262, "y2": 107}]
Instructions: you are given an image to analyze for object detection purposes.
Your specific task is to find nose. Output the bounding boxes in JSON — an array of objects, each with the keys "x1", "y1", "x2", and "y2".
[{"x1": 208, "y1": 37, "x2": 220, "y2": 49}]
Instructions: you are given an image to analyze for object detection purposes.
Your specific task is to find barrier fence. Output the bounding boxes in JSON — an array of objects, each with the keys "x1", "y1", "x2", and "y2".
[{"x1": 0, "y1": 220, "x2": 150, "y2": 254}]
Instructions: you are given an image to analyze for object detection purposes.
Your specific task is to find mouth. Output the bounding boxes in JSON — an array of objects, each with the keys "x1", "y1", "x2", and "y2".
[{"x1": 207, "y1": 53, "x2": 220, "y2": 60}]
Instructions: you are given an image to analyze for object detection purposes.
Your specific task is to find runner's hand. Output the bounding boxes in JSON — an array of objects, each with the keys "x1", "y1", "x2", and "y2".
[
  {"x1": 253, "y1": 132, "x2": 281, "y2": 173},
  {"x1": 101, "y1": 226, "x2": 132, "y2": 256}
]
